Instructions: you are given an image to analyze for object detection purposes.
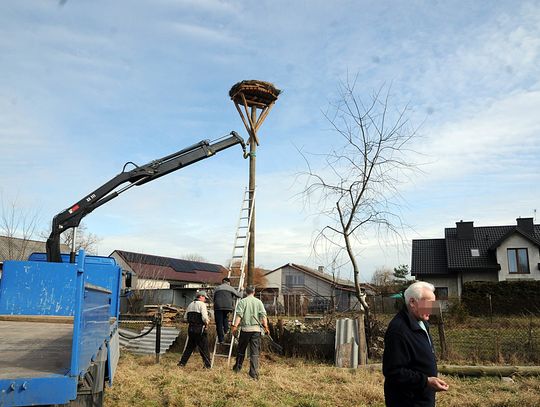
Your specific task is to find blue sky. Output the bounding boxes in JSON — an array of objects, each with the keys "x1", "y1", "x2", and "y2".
[{"x1": 1, "y1": 1, "x2": 539, "y2": 283}]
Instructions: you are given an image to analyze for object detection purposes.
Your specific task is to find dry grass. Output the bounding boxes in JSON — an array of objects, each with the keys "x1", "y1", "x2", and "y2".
[{"x1": 106, "y1": 352, "x2": 540, "y2": 407}]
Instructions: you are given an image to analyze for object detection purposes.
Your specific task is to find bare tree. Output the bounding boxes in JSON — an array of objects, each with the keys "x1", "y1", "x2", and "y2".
[
  {"x1": 228, "y1": 259, "x2": 268, "y2": 289},
  {"x1": 371, "y1": 266, "x2": 396, "y2": 290},
  {"x1": 181, "y1": 253, "x2": 207, "y2": 262},
  {"x1": 62, "y1": 223, "x2": 101, "y2": 255},
  {"x1": 0, "y1": 193, "x2": 41, "y2": 260},
  {"x1": 300, "y1": 79, "x2": 419, "y2": 310},
  {"x1": 38, "y1": 222, "x2": 101, "y2": 255}
]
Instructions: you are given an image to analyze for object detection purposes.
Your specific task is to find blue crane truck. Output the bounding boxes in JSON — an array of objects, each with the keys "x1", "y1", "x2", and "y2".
[{"x1": 0, "y1": 132, "x2": 246, "y2": 406}]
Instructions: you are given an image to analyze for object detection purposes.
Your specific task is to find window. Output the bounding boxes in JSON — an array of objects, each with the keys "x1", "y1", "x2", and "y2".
[
  {"x1": 285, "y1": 274, "x2": 305, "y2": 287},
  {"x1": 507, "y1": 248, "x2": 530, "y2": 274},
  {"x1": 434, "y1": 287, "x2": 448, "y2": 300},
  {"x1": 470, "y1": 248, "x2": 480, "y2": 257}
]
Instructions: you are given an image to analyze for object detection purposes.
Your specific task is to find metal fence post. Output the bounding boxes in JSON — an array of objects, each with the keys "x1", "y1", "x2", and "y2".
[{"x1": 155, "y1": 305, "x2": 163, "y2": 364}]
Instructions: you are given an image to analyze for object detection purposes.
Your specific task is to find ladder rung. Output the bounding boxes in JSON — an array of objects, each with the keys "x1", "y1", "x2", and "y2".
[
  {"x1": 232, "y1": 255, "x2": 243, "y2": 259},
  {"x1": 214, "y1": 353, "x2": 230, "y2": 358},
  {"x1": 235, "y1": 245, "x2": 245, "y2": 249},
  {"x1": 240, "y1": 217, "x2": 249, "y2": 220},
  {"x1": 238, "y1": 226, "x2": 248, "y2": 229}
]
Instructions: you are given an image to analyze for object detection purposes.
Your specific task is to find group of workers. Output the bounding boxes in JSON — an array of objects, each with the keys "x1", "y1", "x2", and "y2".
[
  {"x1": 178, "y1": 277, "x2": 269, "y2": 380},
  {"x1": 178, "y1": 277, "x2": 449, "y2": 406}
]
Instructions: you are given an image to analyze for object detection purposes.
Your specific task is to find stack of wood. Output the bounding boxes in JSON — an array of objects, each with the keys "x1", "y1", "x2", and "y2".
[{"x1": 143, "y1": 304, "x2": 184, "y2": 325}]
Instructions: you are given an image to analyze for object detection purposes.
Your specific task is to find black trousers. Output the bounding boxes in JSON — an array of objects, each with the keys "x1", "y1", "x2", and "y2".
[
  {"x1": 179, "y1": 327, "x2": 211, "y2": 368},
  {"x1": 233, "y1": 331, "x2": 261, "y2": 379},
  {"x1": 214, "y1": 309, "x2": 231, "y2": 342}
]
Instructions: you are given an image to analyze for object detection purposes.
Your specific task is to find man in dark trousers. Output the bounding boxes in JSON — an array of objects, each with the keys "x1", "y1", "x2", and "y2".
[
  {"x1": 178, "y1": 291, "x2": 211, "y2": 368},
  {"x1": 231, "y1": 286, "x2": 269, "y2": 380},
  {"x1": 213, "y1": 277, "x2": 241, "y2": 344},
  {"x1": 383, "y1": 281, "x2": 449, "y2": 406}
]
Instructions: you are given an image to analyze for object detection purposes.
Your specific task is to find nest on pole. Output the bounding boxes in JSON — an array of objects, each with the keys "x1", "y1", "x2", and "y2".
[
  {"x1": 229, "y1": 80, "x2": 281, "y2": 108},
  {"x1": 229, "y1": 80, "x2": 281, "y2": 145}
]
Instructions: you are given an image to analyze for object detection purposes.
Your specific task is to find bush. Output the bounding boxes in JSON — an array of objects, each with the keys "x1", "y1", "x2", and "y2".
[
  {"x1": 461, "y1": 281, "x2": 540, "y2": 316},
  {"x1": 446, "y1": 300, "x2": 469, "y2": 323}
]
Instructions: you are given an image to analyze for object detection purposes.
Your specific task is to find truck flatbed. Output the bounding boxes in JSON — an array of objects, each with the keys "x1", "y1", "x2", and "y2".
[{"x1": 0, "y1": 320, "x2": 72, "y2": 380}]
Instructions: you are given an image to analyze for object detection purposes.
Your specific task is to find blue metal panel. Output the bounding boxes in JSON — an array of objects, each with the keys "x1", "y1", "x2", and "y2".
[
  {"x1": 0, "y1": 251, "x2": 120, "y2": 405},
  {"x1": 0, "y1": 261, "x2": 77, "y2": 316},
  {"x1": 28, "y1": 252, "x2": 122, "y2": 319},
  {"x1": 70, "y1": 253, "x2": 86, "y2": 378},
  {"x1": 70, "y1": 252, "x2": 112, "y2": 378},
  {"x1": 0, "y1": 376, "x2": 77, "y2": 407},
  {"x1": 107, "y1": 329, "x2": 120, "y2": 386},
  {"x1": 74, "y1": 285, "x2": 111, "y2": 377}
]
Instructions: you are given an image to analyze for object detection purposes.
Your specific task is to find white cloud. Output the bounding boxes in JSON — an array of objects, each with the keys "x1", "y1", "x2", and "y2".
[{"x1": 167, "y1": 22, "x2": 242, "y2": 46}]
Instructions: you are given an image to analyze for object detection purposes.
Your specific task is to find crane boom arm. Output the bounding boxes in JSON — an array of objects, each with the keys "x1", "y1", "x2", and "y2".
[{"x1": 46, "y1": 131, "x2": 246, "y2": 262}]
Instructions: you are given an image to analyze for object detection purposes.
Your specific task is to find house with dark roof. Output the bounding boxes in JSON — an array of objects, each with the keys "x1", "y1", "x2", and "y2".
[
  {"x1": 411, "y1": 218, "x2": 540, "y2": 299},
  {"x1": 110, "y1": 250, "x2": 228, "y2": 290},
  {"x1": 265, "y1": 263, "x2": 375, "y2": 313},
  {"x1": 0, "y1": 236, "x2": 69, "y2": 276}
]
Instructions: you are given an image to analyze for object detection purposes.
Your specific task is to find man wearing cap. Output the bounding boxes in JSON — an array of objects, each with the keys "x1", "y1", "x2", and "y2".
[
  {"x1": 213, "y1": 277, "x2": 242, "y2": 344},
  {"x1": 178, "y1": 291, "x2": 211, "y2": 368},
  {"x1": 231, "y1": 286, "x2": 269, "y2": 379}
]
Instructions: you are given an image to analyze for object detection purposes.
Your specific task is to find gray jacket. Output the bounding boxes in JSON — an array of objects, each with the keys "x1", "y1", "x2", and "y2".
[{"x1": 213, "y1": 283, "x2": 241, "y2": 311}]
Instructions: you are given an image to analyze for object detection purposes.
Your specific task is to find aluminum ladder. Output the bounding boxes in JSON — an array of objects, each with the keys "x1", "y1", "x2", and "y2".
[{"x1": 211, "y1": 187, "x2": 255, "y2": 367}]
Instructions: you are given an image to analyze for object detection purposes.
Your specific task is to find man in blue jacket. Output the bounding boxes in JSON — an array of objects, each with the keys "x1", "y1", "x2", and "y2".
[{"x1": 383, "y1": 281, "x2": 449, "y2": 406}]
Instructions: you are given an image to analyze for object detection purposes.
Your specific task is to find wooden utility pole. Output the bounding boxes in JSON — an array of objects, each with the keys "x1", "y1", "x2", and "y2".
[{"x1": 229, "y1": 80, "x2": 280, "y2": 286}]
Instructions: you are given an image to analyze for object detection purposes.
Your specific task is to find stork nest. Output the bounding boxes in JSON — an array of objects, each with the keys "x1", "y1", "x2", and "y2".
[{"x1": 229, "y1": 80, "x2": 281, "y2": 108}]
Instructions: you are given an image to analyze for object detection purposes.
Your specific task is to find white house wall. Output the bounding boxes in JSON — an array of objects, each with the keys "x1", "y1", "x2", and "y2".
[
  {"x1": 110, "y1": 252, "x2": 132, "y2": 273},
  {"x1": 281, "y1": 265, "x2": 333, "y2": 296},
  {"x1": 137, "y1": 278, "x2": 170, "y2": 290},
  {"x1": 461, "y1": 270, "x2": 498, "y2": 283},
  {"x1": 496, "y1": 234, "x2": 540, "y2": 281},
  {"x1": 420, "y1": 275, "x2": 459, "y2": 298},
  {"x1": 264, "y1": 268, "x2": 282, "y2": 290}
]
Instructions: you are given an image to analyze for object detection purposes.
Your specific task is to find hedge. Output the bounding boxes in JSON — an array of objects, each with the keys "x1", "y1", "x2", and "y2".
[{"x1": 461, "y1": 280, "x2": 540, "y2": 315}]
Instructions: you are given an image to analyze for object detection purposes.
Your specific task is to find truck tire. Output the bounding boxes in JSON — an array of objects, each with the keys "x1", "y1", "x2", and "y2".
[{"x1": 66, "y1": 391, "x2": 104, "y2": 407}]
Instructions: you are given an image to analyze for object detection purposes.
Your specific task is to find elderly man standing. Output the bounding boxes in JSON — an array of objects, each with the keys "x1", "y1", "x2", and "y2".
[
  {"x1": 178, "y1": 291, "x2": 211, "y2": 368},
  {"x1": 231, "y1": 286, "x2": 269, "y2": 380},
  {"x1": 383, "y1": 281, "x2": 449, "y2": 407}
]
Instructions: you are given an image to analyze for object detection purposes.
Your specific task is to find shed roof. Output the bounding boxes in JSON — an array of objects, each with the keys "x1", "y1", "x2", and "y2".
[
  {"x1": 113, "y1": 250, "x2": 227, "y2": 284},
  {"x1": 0, "y1": 236, "x2": 70, "y2": 261}
]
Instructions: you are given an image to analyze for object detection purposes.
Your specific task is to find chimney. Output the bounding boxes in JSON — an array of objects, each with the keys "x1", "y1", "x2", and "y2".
[
  {"x1": 318, "y1": 266, "x2": 324, "y2": 273},
  {"x1": 516, "y1": 217, "x2": 534, "y2": 236},
  {"x1": 456, "y1": 220, "x2": 474, "y2": 240}
]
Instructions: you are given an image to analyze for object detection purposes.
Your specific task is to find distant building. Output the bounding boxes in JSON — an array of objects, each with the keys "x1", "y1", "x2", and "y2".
[
  {"x1": 110, "y1": 250, "x2": 227, "y2": 289},
  {"x1": 411, "y1": 217, "x2": 540, "y2": 298},
  {"x1": 0, "y1": 235, "x2": 69, "y2": 276},
  {"x1": 264, "y1": 263, "x2": 375, "y2": 313}
]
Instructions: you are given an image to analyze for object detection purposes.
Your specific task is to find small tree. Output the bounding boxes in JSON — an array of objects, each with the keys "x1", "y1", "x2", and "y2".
[
  {"x1": 62, "y1": 223, "x2": 101, "y2": 255},
  {"x1": 0, "y1": 193, "x2": 41, "y2": 260},
  {"x1": 300, "y1": 79, "x2": 419, "y2": 309},
  {"x1": 393, "y1": 264, "x2": 410, "y2": 280},
  {"x1": 371, "y1": 266, "x2": 395, "y2": 287},
  {"x1": 181, "y1": 253, "x2": 207, "y2": 262}
]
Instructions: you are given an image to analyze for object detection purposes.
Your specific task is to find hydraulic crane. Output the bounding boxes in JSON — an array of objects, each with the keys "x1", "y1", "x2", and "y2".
[{"x1": 46, "y1": 131, "x2": 247, "y2": 263}]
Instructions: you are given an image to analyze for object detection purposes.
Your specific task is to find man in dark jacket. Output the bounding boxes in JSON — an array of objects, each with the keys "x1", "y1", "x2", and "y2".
[
  {"x1": 383, "y1": 281, "x2": 449, "y2": 407},
  {"x1": 213, "y1": 277, "x2": 241, "y2": 344}
]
